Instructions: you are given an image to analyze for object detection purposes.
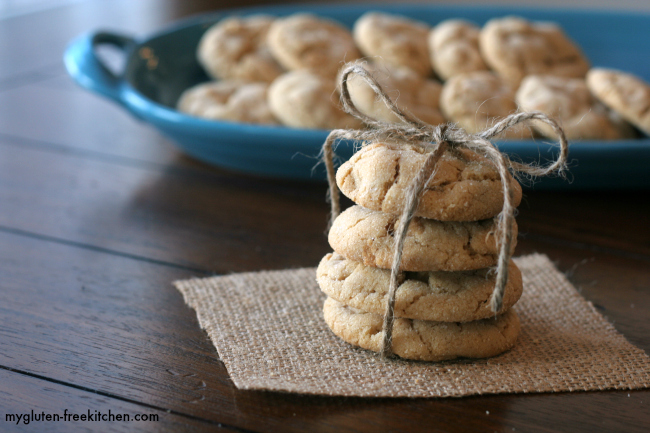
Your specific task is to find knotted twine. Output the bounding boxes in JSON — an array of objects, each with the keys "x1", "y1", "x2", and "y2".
[{"x1": 322, "y1": 63, "x2": 570, "y2": 358}]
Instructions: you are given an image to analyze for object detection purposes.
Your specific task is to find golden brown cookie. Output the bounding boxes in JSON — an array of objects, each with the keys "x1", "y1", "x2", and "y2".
[
  {"x1": 429, "y1": 19, "x2": 488, "y2": 81},
  {"x1": 268, "y1": 70, "x2": 363, "y2": 129},
  {"x1": 353, "y1": 12, "x2": 432, "y2": 77},
  {"x1": 336, "y1": 142, "x2": 522, "y2": 221},
  {"x1": 267, "y1": 13, "x2": 360, "y2": 79},
  {"x1": 318, "y1": 253, "x2": 523, "y2": 322},
  {"x1": 440, "y1": 71, "x2": 532, "y2": 139},
  {"x1": 328, "y1": 205, "x2": 517, "y2": 271},
  {"x1": 345, "y1": 61, "x2": 444, "y2": 125},
  {"x1": 197, "y1": 15, "x2": 283, "y2": 83},
  {"x1": 479, "y1": 16, "x2": 590, "y2": 88},
  {"x1": 323, "y1": 297, "x2": 520, "y2": 361},
  {"x1": 586, "y1": 68, "x2": 650, "y2": 135},
  {"x1": 177, "y1": 80, "x2": 278, "y2": 124},
  {"x1": 516, "y1": 75, "x2": 636, "y2": 140}
]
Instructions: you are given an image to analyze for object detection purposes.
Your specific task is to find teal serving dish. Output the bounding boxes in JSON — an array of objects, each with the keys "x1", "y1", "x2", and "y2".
[{"x1": 64, "y1": 4, "x2": 650, "y2": 188}]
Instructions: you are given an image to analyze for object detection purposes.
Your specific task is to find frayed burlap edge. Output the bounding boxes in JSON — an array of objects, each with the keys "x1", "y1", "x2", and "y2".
[{"x1": 174, "y1": 253, "x2": 650, "y2": 398}]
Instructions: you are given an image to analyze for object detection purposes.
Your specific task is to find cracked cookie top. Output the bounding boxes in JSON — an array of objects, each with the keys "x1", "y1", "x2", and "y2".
[
  {"x1": 336, "y1": 142, "x2": 522, "y2": 221},
  {"x1": 177, "y1": 81, "x2": 278, "y2": 125},
  {"x1": 440, "y1": 71, "x2": 534, "y2": 139},
  {"x1": 267, "y1": 13, "x2": 360, "y2": 79},
  {"x1": 344, "y1": 61, "x2": 445, "y2": 126},
  {"x1": 429, "y1": 19, "x2": 488, "y2": 81},
  {"x1": 323, "y1": 297, "x2": 520, "y2": 361},
  {"x1": 197, "y1": 15, "x2": 283, "y2": 83},
  {"x1": 353, "y1": 12, "x2": 432, "y2": 77},
  {"x1": 587, "y1": 68, "x2": 650, "y2": 136},
  {"x1": 516, "y1": 75, "x2": 636, "y2": 140},
  {"x1": 479, "y1": 16, "x2": 590, "y2": 89},
  {"x1": 268, "y1": 70, "x2": 363, "y2": 130},
  {"x1": 318, "y1": 253, "x2": 522, "y2": 322},
  {"x1": 328, "y1": 205, "x2": 517, "y2": 272}
]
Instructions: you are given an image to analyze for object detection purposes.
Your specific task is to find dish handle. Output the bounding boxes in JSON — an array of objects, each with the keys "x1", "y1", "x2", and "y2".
[{"x1": 64, "y1": 31, "x2": 136, "y2": 112}]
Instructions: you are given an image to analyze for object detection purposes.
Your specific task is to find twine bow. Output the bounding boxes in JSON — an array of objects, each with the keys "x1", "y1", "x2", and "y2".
[{"x1": 322, "y1": 63, "x2": 569, "y2": 358}]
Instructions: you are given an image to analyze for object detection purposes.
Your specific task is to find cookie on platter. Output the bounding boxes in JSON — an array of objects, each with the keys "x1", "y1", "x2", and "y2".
[
  {"x1": 268, "y1": 70, "x2": 363, "y2": 129},
  {"x1": 440, "y1": 71, "x2": 533, "y2": 139},
  {"x1": 267, "y1": 13, "x2": 360, "y2": 79},
  {"x1": 479, "y1": 16, "x2": 589, "y2": 88},
  {"x1": 344, "y1": 61, "x2": 444, "y2": 126},
  {"x1": 197, "y1": 15, "x2": 283, "y2": 83},
  {"x1": 516, "y1": 75, "x2": 636, "y2": 140},
  {"x1": 353, "y1": 12, "x2": 432, "y2": 77},
  {"x1": 177, "y1": 80, "x2": 278, "y2": 125},
  {"x1": 587, "y1": 68, "x2": 650, "y2": 136},
  {"x1": 429, "y1": 19, "x2": 488, "y2": 81}
]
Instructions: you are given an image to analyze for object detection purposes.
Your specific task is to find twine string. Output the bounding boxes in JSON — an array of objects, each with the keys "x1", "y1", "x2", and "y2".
[
  {"x1": 322, "y1": 63, "x2": 569, "y2": 358},
  {"x1": 379, "y1": 140, "x2": 448, "y2": 357}
]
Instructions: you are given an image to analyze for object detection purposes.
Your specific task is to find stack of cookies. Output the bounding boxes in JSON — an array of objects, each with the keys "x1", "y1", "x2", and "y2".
[{"x1": 317, "y1": 142, "x2": 524, "y2": 361}]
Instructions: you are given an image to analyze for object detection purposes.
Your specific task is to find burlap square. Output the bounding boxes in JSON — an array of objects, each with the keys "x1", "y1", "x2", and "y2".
[{"x1": 174, "y1": 253, "x2": 650, "y2": 397}]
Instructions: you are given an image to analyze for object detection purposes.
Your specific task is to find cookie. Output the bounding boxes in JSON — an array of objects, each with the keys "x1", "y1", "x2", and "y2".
[
  {"x1": 328, "y1": 205, "x2": 517, "y2": 272},
  {"x1": 479, "y1": 16, "x2": 590, "y2": 88},
  {"x1": 177, "y1": 80, "x2": 278, "y2": 125},
  {"x1": 428, "y1": 19, "x2": 488, "y2": 81},
  {"x1": 516, "y1": 75, "x2": 636, "y2": 140},
  {"x1": 323, "y1": 297, "x2": 520, "y2": 361},
  {"x1": 318, "y1": 253, "x2": 523, "y2": 322},
  {"x1": 268, "y1": 70, "x2": 363, "y2": 129},
  {"x1": 345, "y1": 61, "x2": 445, "y2": 125},
  {"x1": 353, "y1": 12, "x2": 431, "y2": 77},
  {"x1": 587, "y1": 68, "x2": 650, "y2": 135},
  {"x1": 440, "y1": 71, "x2": 533, "y2": 139},
  {"x1": 197, "y1": 15, "x2": 283, "y2": 83},
  {"x1": 267, "y1": 13, "x2": 360, "y2": 79},
  {"x1": 336, "y1": 142, "x2": 523, "y2": 221}
]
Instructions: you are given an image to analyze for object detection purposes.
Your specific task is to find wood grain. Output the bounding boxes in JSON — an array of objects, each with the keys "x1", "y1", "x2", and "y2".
[
  {"x1": 0, "y1": 140, "x2": 331, "y2": 273},
  {"x1": 0, "y1": 81, "x2": 183, "y2": 165},
  {"x1": 0, "y1": 369, "x2": 233, "y2": 432},
  {"x1": 517, "y1": 190, "x2": 650, "y2": 257},
  {"x1": 0, "y1": 230, "x2": 648, "y2": 433}
]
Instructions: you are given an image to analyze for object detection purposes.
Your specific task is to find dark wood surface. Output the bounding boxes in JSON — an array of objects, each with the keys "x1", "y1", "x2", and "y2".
[{"x1": 0, "y1": 1, "x2": 648, "y2": 432}]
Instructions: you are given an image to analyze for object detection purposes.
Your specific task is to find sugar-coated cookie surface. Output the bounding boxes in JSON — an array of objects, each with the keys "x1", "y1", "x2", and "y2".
[
  {"x1": 336, "y1": 142, "x2": 522, "y2": 221},
  {"x1": 587, "y1": 68, "x2": 650, "y2": 135},
  {"x1": 479, "y1": 16, "x2": 590, "y2": 88},
  {"x1": 516, "y1": 75, "x2": 636, "y2": 140},
  {"x1": 197, "y1": 15, "x2": 283, "y2": 83},
  {"x1": 353, "y1": 12, "x2": 431, "y2": 77},
  {"x1": 267, "y1": 13, "x2": 360, "y2": 79},
  {"x1": 318, "y1": 253, "x2": 523, "y2": 322},
  {"x1": 268, "y1": 70, "x2": 363, "y2": 129},
  {"x1": 323, "y1": 297, "x2": 520, "y2": 361},
  {"x1": 345, "y1": 61, "x2": 444, "y2": 126},
  {"x1": 429, "y1": 19, "x2": 488, "y2": 81},
  {"x1": 440, "y1": 71, "x2": 532, "y2": 139},
  {"x1": 328, "y1": 205, "x2": 517, "y2": 271},
  {"x1": 177, "y1": 81, "x2": 278, "y2": 124}
]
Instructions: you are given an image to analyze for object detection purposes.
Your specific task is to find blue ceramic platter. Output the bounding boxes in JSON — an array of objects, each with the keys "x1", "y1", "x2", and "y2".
[{"x1": 64, "y1": 4, "x2": 650, "y2": 188}]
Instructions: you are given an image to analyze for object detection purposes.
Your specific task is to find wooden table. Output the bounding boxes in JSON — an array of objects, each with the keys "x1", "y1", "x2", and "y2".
[{"x1": 0, "y1": 1, "x2": 648, "y2": 431}]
